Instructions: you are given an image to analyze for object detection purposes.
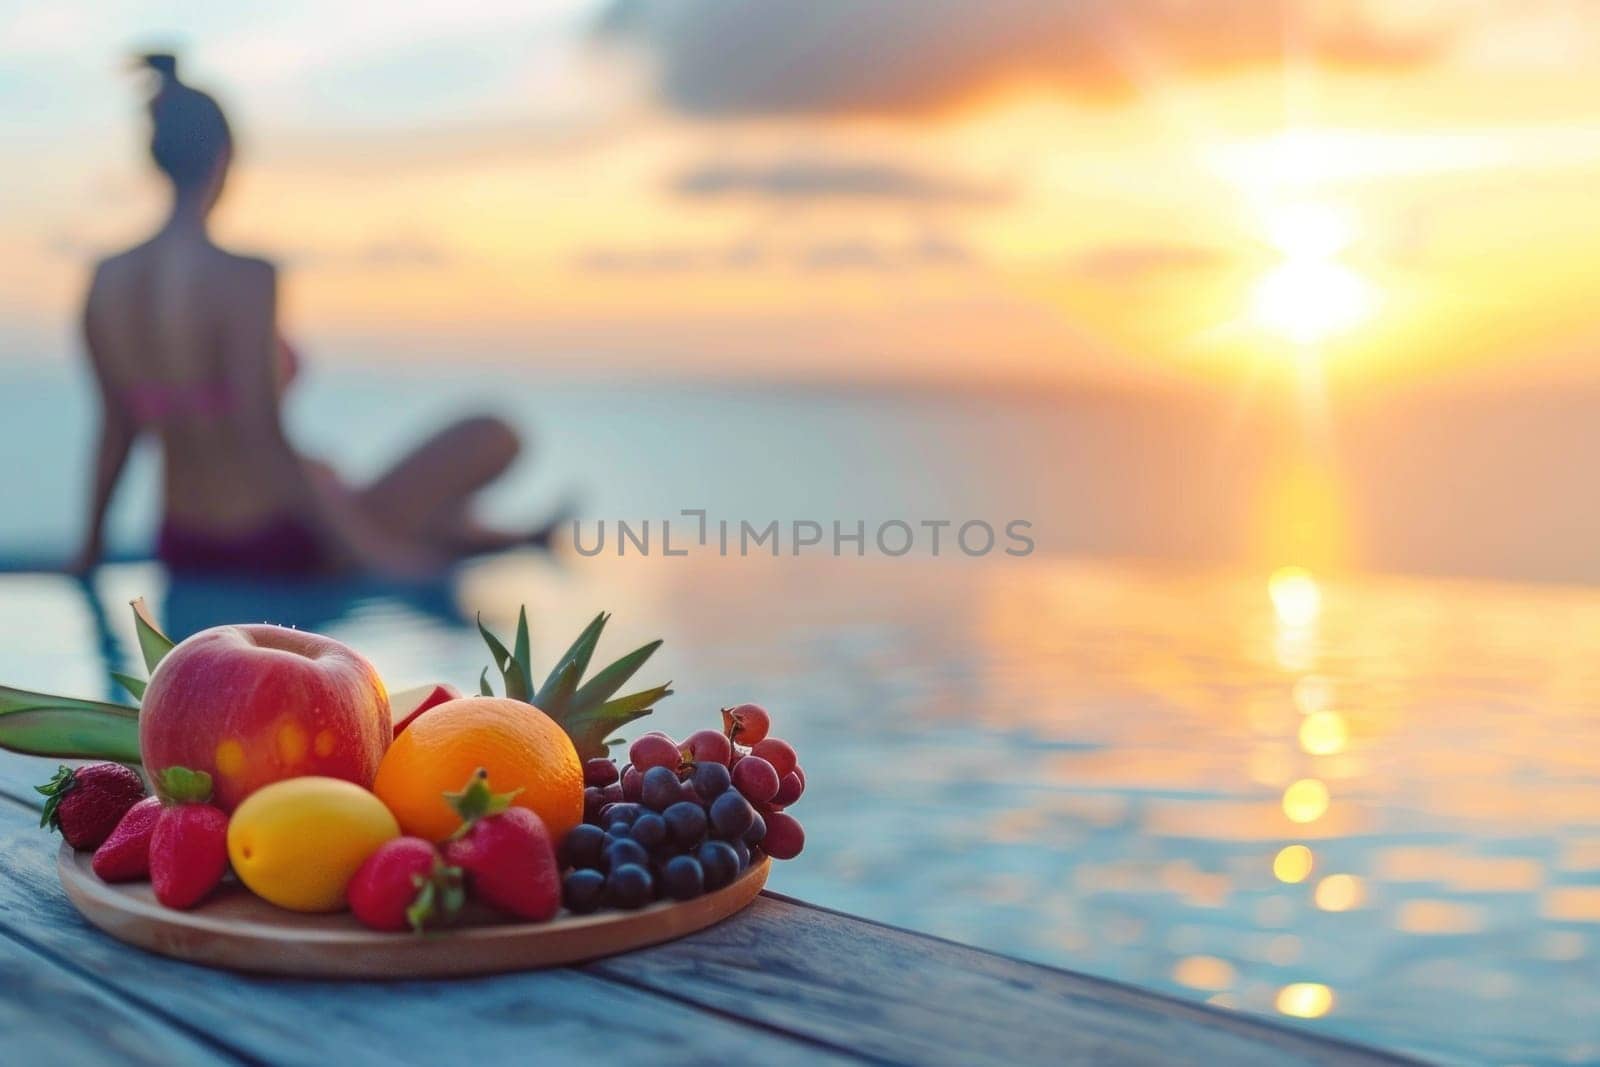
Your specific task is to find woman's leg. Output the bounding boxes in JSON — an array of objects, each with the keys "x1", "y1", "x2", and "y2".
[{"x1": 356, "y1": 415, "x2": 533, "y2": 555}]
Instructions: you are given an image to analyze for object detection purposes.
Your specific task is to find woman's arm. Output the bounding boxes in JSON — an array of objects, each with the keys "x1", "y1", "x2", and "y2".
[{"x1": 71, "y1": 280, "x2": 139, "y2": 573}]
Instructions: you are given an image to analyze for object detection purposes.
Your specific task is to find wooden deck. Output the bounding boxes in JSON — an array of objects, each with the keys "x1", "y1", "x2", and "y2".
[{"x1": 0, "y1": 755, "x2": 1419, "y2": 1066}]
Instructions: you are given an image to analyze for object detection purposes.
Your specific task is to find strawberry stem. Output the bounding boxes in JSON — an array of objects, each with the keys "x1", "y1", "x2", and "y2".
[{"x1": 443, "y1": 768, "x2": 522, "y2": 840}]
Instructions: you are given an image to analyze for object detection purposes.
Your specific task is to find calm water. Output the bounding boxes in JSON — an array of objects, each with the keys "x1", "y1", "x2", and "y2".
[{"x1": 2, "y1": 364, "x2": 1599, "y2": 1063}]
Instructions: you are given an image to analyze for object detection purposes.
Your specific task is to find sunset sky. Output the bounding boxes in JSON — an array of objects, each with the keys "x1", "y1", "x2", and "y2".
[{"x1": 4, "y1": 0, "x2": 1600, "y2": 391}]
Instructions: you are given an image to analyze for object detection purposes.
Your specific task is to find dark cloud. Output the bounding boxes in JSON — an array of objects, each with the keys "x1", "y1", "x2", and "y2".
[
  {"x1": 596, "y1": 0, "x2": 1448, "y2": 118},
  {"x1": 1074, "y1": 243, "x2": 1218, "y2": 282},
  {"x1": 576, "y1": 234, "x2": 976, "y2": 275},
  {"x1": 673, "y1": 160, "x2": 1006, "y2": 204}
]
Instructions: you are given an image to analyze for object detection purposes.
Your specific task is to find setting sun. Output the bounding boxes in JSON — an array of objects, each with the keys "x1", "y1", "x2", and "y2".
[{"x1": 1250, "y1": 202, "x2": 1379, "y2": 346}]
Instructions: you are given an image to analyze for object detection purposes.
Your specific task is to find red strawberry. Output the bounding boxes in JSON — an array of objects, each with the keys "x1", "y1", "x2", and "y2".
[
  {"x1": 148, "y1": 767, "x2": 230, "y2": 910},
  {"x1": 348, "y1": 837, "x2": 464, "y2": 933},
  {"x1": 36, "y1": 763, "x2": 147, "y2": 850},
  {"x1": 91, "y1": 796, "x2": 163, "y2": 882},
  {"x1": 441, "y1": 770, "x2": 560, "y2": 922}
]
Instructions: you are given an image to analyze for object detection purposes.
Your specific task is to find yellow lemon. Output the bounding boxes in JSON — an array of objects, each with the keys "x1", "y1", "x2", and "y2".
[{"x1": 227, "y1": 776, "x2": 399, "y2": 912}]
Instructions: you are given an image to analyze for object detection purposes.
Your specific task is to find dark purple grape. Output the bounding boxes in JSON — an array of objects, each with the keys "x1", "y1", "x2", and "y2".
[
  {"x1": 621, "y1": 764, "x2": 643, "y2": 803},
  {"x1": 763, "y1": 812, "x2": 805, "y2": 859},
  {"x1": 691, "y1": 759, "x2": 732, "y2": 801},
  {"x1": 730, "y1": 839, "x2": 751, "y2": 871},
  {"x1": 601, "y1": 782, "x2": 624, "y2": 805},
  {"x1": 732, "y1": 755, "x2": 779, "y2": 803},
  {"x1": 563, "y1": 823, "x2": 606, "y2": 869},
  {"x1": 563, "y1": 868, "x2": 605, "y2": 913},
  {"x1": 583, "y1": 786, "x2": 607, "y2": 825},
  {"x1": 663, "y1": 801, "x2": 708, "y2": 847},
  {"x1": 648, "y1": 842, "x2": 683, "y2": 871},
  {"x1": 661, "y1": 855, "x2": 705, "y2": 900},
  {"x1": 709, "y1": 790, "x2": 755, "y2": 840},
  {"x1": 584, "y1": 758, "x2": 620, "y2": 787},
  {"x1": 630, "y1": 812, "x2": 668, "y2": 848},
  {"x1": 605, "y1": 863, "x2": 654, "y2": 909},
  {"x1": 602, "y1": 838, "x2": 650, "y2": 873},
  {"x1": 603, "y1": 802, "x2": 643, "y2": 827},
  {"x1": 697, "y1": 841, "x2": 739, "y2": 890},
  {"x1": 641, "y1": 766, "x2": 682, "y2": 812},
  {"x1": 743, "y1": 811, "x2": 766, "y2": 846}
]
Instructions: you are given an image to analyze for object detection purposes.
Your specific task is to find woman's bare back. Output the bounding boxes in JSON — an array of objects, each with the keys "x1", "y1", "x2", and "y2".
[{"x1": 86, "y1": 234, "x2": 294, "y2": 531}]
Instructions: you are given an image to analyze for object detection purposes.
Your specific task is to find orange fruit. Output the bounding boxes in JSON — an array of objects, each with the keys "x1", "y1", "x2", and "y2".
[{"x1": 372, "y1": 696, "x2": 583, "y2": 843}]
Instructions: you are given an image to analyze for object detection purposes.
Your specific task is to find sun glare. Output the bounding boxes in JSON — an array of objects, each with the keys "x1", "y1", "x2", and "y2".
[{"x1": 1250, "y1": 202, "x2": 1377, "y2": 345}]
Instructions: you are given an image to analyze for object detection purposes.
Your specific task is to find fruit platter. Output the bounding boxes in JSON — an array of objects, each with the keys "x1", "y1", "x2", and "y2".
[{"x1": 1, "y1": 601, "x2": 808, "y2": 977}]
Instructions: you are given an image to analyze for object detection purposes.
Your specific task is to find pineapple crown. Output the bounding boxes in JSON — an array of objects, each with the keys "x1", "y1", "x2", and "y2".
[{"x1": 476, "y1": 608, "x2": 672, "y2": 760}]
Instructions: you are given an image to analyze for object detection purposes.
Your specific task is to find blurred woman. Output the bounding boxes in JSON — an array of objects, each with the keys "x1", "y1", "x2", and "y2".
[{"x1": 73, "y1": 54, "x2": 550, "y2": 577}]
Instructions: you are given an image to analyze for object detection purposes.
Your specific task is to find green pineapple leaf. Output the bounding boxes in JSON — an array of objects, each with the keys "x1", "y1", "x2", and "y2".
[
  {"x1": 559, "y1": 683, "x2": 673, "y2": 760},
  {"x1": 512, "y1": 608, "x2": 532, "y2": 699},
  {"x1": 476, "y1": 614, "x2": 529, "y2": 701},
  {"x1": 538, "y1": 612, "x2": 608, "y2": 695},
  {"x1": 532, "y1": 656, "x2": 582, "y2": 715},
  {"x1": 0, "y1": 686, "x2": 141, "y2": 763},
  {"x1": 570, "y1": 639, "x2": 663, "y2": 710},
  {"x1": 474, "y1": 608, "x2": 672, "y2": 760},
  {"x1": 111, "y1": 671, "x2": 147, "y2": 701},
  {"x1": 478, "y1": 667, "x2": 494, "y2": 697},
  {"x1": 130, "y1": 597, "x2": 174, "y2": 674}
]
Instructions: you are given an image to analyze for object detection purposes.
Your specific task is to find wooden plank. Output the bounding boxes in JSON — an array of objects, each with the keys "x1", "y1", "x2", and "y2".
[
  {"x1": 0, "y1": 777, "x2": 857, "y2": 1066},
  {"x1": 0, "y1": 928, "x2": 238, "y2": 1067},
  {"x1": 581, "y1": 893, "x2": 1419, "y2": 1067}
]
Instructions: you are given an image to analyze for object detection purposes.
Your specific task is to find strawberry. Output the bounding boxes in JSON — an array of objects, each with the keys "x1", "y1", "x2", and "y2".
[
  {"x1": 91, "y1": 796, "x2": 163, "y2": 882},
  {"x1": 348, "y1": 837, "x2": 464, "y2": 933},
  {"x1": 36, "y1": 763, "x2": 147, "y2": 850},
  {"x1": 148, "y1": 767, "x2": 230, "y2": 910},
  {"x1": 441, "y1": 770, "x2": 560, "y2": 922}
]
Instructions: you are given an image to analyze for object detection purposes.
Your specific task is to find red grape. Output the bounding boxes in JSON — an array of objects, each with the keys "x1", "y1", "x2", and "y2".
[
  {"x1": 731, "y1": 755, "x2": 779, "y2": 803},
  {"x1": 621, "y1": 764, "x2": 643, "y2": 802},
  {"x1": 721, "y1": 704, "x2": 771, "y2": 745},
  {"x1": 629, "y1": 734, "x2": 680, "y2": 772},
  {"x1": 584, "y1": 758, "x2": 620, "y2": 787},
  {"x1": 763, "y1": 812, "x2": 805, "y2": 859},
  {"x1": 774, "y1": 767, "x2": 805, "y2": 806},
  {"x1": 681, "y1": 729, "x2": 732, "y2": 767},
  {"x1": 751, "y1": 739, "x2": 797, "y2": 778}
]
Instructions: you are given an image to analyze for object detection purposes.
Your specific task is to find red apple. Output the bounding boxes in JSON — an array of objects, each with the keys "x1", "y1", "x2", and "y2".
[
  {"x1": 388, "y1": 682, "x2": 462, "y2": 738},
  {"x1": 140, "y1": 625, "x2": 390, "y2": 812}
]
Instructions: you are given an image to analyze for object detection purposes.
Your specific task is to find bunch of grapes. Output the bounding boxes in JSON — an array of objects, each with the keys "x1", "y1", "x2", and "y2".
[{"x1": 560, "y1": 703, "x2": 806, "y2": 912}]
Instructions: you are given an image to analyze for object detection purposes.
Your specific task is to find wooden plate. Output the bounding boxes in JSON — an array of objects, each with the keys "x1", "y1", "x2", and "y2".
[{"x1": 58, "y1": 842, "x2": 768, "y2": 978}]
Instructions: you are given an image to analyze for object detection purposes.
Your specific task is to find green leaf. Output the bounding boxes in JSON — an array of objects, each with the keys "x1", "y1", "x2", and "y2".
[
  {"x1": 0, "y1": 686, "x2": 141, "y2": 763},
  {"x1": 158, "y1": 766, "x2": 213, "y2": 804},
  {"x1": 478, "y1": 667, "x2": 494, "y2": 697},
  {"x1": 570, "y1": 640, "x2": 663, "y2": 710},
  {"x1": 34, "y1": 765, "x2": 76, "y2": 830},
  {"x1": 512, "y1": 607, "x2": 532, "y2": 700},
  {"x1": 559, "y1": 683, "x2": 672, "y2": 760},
  {"x1": 476, "y1": 615, "x2": 528, "y2": 701},
  {"x1": 130, "y1": 597, "x2": 175, "y2": 674},
  {"x1": 532, "y1": 656, "x2": 582, "y2": 716},
  {"x1": 443, "y1": 768, "x2": 522, "y2": 838},
  {"x1": 111, "y1": 672, "x2": 147, "y2": 701},
  {"x1": 539, "y1": 612, "x2": 608, "y2": 696}
]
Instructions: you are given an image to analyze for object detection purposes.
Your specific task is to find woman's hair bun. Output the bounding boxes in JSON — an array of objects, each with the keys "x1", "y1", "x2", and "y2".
[{"x1": 140, "y1": 53, "x2": 180, "y2": 83}]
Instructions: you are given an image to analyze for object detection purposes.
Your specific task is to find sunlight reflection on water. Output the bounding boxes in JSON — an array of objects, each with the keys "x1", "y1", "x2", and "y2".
[{"x1": 4, "y1": 554, "x2": 1600, "y2": 1064}]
